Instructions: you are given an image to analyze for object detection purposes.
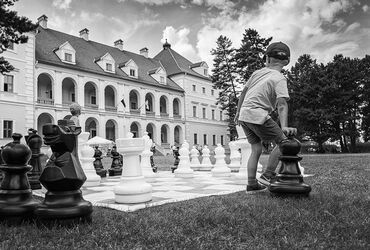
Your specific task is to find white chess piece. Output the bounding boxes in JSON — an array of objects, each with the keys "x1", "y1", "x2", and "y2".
[
  {"x1": 140, "y1": 132, "x2": 156, "y2": 182},
  {"x1": 174, "y1": 142, "x2": 194, "y2": 178},
  {"x1": 114, "y1": 132, "x2": 152, "y2": 203},
  {"x1": 211, "y1": 144, "x2": 231, "y2": 177},
  {"x1": 79, "y1": 132, "x2": 101, "y2": 187},
  {"x1": 190, "y1": 146, "x2": 201, "y2": 171},
  {"x1": 228, "y1": 141, "x2": 241, "y2": 172},
  {"x1": 198, "y1": 145, "x2": 212, "y2": 171}
]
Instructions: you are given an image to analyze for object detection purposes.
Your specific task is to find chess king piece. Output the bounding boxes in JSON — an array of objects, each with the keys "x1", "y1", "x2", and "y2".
[
  {"x1": 25, "y1": 129, "x2": 43, "y2": 190},
  {"x1": 114, "y1": 132, "x2": 152, "y2": 203},
  {"x1": 108, "y1": 145, "x2": 123, "y2": 176},
  {"x1": 174, "y1": 142, "x2": 194, "y2": 178},
  {"x1": 35, "y1": 119, "x2": 93, "y2": 223},
  {"x1": 211, "y1": 144, "x2": 231, "y2": 177},
  {"x1": 140, "y1": 132, "x2": 156, "y2": 182},
  {"x1": 228, "y1": 141, "x2": 241, "y2": 172},
  {"x1": 0, "y1": 133, "x2": 40, "y2": 223},
  {"x1": 171, "y1": 146, "x2": 180, "y2": 173},
  {"x1": 189, "y1": 146, "x2": 201, "y2": 171},
  {"x1": 93, "y1": 146, "x2": 107, "y2": 177},
  {"x1": 79, "y1": 132, "x2": 101, "y2": 187},
  {"x1": 269, "y1": 137, "x2": 312, "y2": 195},
  {"x1": 198, "y1": 145, "x2": 212, "y2": 171}
]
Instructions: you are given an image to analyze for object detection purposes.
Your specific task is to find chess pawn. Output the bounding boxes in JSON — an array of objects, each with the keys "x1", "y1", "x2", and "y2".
[
  {"x1": 198, "y1": 145, "x2": 212, "y2": 171},
  {"x1": 114, "y1": 132, "x2": 152, "y2": 203},
  {"x1": 269, "y1": 137, "x2": 311, "y2": 195},
  {"x1": 93, "y1": 146, "x2": 107, "y2": 177},
  {"x1": 189, "y1": 146, "x2": 201, "y2": 171},
  {"x1": 0, "y1": 133, "x2": 40, "y2": 223},
  {"x1": 25, "y1": 129, "x2": 43, "y2": 190},
  {"x1": 174, "y1": 143, "x2": 194, "y2": 178},
  {"x1": 140, "y1": 132, "x2": 156, "y2": 182},
  {"x1": 79, "y1": 132, "x2": 101, "y2": 187},
  {"x1": 228, "y1": 141, "x2": 241, "y2": 172},
  {"x1": 211, "y1": 144, "x2": 231, "y2": 177}
]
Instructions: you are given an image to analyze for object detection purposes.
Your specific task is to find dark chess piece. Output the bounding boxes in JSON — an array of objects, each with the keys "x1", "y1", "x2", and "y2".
[
  {"x1": 35, "y1": 119, "x2": 93, "y2": 224},
  {"x1": 93, "y1": 146, "x2": 107, "y2": 177},
  {"x1": 25, "y1": 129, "x2": 43, "y2": 190},
  {"x1": 108, "y1": 145, "x2": 122, "y2": 176},
  {"x1": 0, "y1": 146, "x2": 3, "y2": 183},
  {"x1": 0, "y1": 133, "x2": 40, "y2": 223},
  {"x1": 150, "y1": 145, "x2": 157, "y2": 173},
  {"x1": 269, "y1": 137, "x2": 312, "y2": 195},
  {"x1": 171, "y1": 146, "x2": 180, "y2": 173}
]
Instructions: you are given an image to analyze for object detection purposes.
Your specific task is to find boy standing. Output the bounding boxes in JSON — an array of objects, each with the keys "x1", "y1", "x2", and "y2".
[{"x1": 235, "y1": 42, "x2": 297, "y2": 192}]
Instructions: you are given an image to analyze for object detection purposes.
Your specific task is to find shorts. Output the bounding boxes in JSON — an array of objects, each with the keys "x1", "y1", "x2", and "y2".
[{"x1": 240, "y1": 119, "x2": 286, "y2": 145}]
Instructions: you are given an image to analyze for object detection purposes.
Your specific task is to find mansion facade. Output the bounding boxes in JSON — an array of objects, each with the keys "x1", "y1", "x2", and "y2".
[{"x1": 0, "y1": 15, "x2": 229, "y2": 153}]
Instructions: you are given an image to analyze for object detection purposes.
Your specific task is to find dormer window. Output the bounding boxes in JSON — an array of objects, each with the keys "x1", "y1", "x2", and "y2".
[
  {"x1": 106, "y1": 63, "x2": 113, "y2": 71},
  {"x1": 160, "y1": 76, "x2": 165, "y2": 83},
  {"x1": 148, "y1": 66, "x2": 167, "y2": 84},
  {"x1": 204, "y1": 69, "x2": 208, "y2": 75},
  {"x1": 119, "y1": 59, "x2": 138, "y2": 79},
  {"x1": 65, "y1": 53, "x2": 72, "y2": 62},
  {"x1": 95, "y1": 53, "x2": 115, "y2": 73},
  {"x1": 190, "y1": 61, "x2": 209, "y2": 77},
  {"x1": 130, "y1": 69, "x2": 136, "y2": 77}
]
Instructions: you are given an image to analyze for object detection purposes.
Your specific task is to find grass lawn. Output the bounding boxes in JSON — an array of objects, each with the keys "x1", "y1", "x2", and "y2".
[{"x1": 1, "y1": 153, "x2": 369, "y2": 249}]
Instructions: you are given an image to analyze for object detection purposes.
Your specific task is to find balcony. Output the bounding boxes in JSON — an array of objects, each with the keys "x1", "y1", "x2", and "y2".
[
  {"x1": 62, "y1": 100, "x2": 73, "y2": 107},
  {"x1": 160, "y1": 112, "x2": 169, "y2": 118},
  {"x1": 105, "y1": 106, "x2": 117, "y2": 112},
  {"x1": 173, "y1": 114, "x2": 182, "y2": 120},
  {"x1": 146, "y1": 111, "x2": 155, "y2": 116},
  {"x1": 85, "y1": 103, "x2": 98, "y2": 109},
  {"x1": 37, "y1": 97, "x2": 54, "y2": 105},
  {"x1": 130, "y1": 108, "x2": 140, "y2": 114}
]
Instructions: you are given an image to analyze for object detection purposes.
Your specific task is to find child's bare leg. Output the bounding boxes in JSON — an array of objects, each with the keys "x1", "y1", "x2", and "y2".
[
  {"x1": 247, "y1": 142, "x2": 262, "y2": 185},
  {"x1": 264, "y1": 145, "x2": 281, "y2": 176}
]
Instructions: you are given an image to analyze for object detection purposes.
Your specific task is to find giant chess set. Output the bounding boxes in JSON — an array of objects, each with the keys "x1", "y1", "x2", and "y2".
[{"x1": 0, "y1": 112, "x2": 312, "y2": 224}]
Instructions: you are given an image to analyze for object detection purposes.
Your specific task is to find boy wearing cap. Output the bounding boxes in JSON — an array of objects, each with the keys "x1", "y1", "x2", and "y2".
[{"x1": 235, "y1": 42, "x2": 297, "y2": 192}]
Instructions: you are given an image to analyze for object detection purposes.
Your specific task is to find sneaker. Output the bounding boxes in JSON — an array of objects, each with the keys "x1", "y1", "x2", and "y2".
[
  {"x1": 246, "y1": 183, "x2": 267, "y2": 193},
  {"x1": 258, "y1": 173, "x2": 276, "y2": 186}
]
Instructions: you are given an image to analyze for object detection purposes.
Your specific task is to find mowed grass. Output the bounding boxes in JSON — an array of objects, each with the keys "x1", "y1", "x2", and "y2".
[{"x1": 1, "y1": 154, "x2": 369, "y2": 249}]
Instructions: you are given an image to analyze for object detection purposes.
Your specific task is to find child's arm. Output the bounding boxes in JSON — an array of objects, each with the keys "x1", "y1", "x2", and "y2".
[{"x1": 276, "y1": 97, "x2": 297, "y2": 136}]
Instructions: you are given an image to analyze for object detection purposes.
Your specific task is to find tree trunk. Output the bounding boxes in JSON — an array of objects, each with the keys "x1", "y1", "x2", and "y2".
[{"x1": 342, "y1": 135, "x2": 349, "y2": 153}]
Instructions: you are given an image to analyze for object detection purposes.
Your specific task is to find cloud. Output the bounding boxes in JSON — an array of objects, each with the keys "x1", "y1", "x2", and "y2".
[
  {"x1": 363, "y1": 5, "x2": 369, "y2": 12},
  {"x1": 119, "y1": 0, "x2": 234, "y2": 9},
  {"x1": 52, "y1": 0, "x2": 72, "y2": 9},
  {"x1": 195, "y1": 0, "x2": 367, "y2": 69},
  {"x1": 161, "y1": 26, "x2": 200, "y2": 62}
]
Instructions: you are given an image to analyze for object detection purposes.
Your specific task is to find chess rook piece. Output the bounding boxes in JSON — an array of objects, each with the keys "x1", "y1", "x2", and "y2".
[
  {"x1": 171, "y1": 146, "x2": 180, "y2": 173},
  {"x1": 35, "y1": 119, "x2": 93, "y2": 223},
  {"x1": 114, "y1": 132, "x2": 152, "y2": 203},
  {"x1": 93, "y1": 146, "x2": 107, "y2": 177},
  {"x1": 269, "y1": 137, "x2": 312, "y2": 195},
  {"x1": 108, "y1": 145, "x2": 122, "y2": 176},
  {"x1": 174, "y1": 142, "x2": 194, "y2": 178},
  {"x1": 79, "y1": 132, "x2": 101, "y2": 187},
  {"x1": 211, "y1": 144, "x2": 231, "y2": 177},
  {"x1": 0, "y1": 133, "x2": 40, "y2": 223},
  {"x1": 25, "y1": 129, "x2": 43, "y2": 190}
]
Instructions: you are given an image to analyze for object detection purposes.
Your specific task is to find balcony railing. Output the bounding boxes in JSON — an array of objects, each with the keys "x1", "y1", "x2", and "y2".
[
  {"x1": 146, "y1": 111, "x2": 155, "y2": 116},
  {"x1": 130, "y1": 108, "x2": 140, "y2": 114},
  {"x1": 160, "y1": 112, "x2": 169, "y2": 117},
  {"x1": 173, "y1": 114, "x2": 182, "y2": 119},
  {"x1": 37, "y1": 97, "x2": 54, "y2": 105},
  {"x1": 62, "y1": 101, "x2": 73, "y2": 106},
  {"x1": 105, "y1": 106, "x2": 117, "y2": 112},
  {"x1": 85, "y1": 103, "x2": 98, "y2": 109}
]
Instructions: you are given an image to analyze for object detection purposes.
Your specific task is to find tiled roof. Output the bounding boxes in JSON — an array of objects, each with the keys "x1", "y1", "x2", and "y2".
[
  {"x1": 154, "y1": 46, "x2": 211, "y2": 81},
  {"x1": 35, "y1": 27, "x2": 184, "y2": 92}
]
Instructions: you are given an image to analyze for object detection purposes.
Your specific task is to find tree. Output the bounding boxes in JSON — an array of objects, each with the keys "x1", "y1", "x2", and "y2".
[
  {"x1": 210, "y1": 35, "x2": 238, "y2": 140},
  {"x1": 0, "y1": 0, "x2": 37, "y2": 74},
  {"x1": 360, "y1": 55, "x2": 370, "y2": 141},
  {"x1": 234, "y1": 28, "x2": 272, "y2": 83},
  {"x1": 287, "y1": 55, "x2": 333, "y2": 152}
]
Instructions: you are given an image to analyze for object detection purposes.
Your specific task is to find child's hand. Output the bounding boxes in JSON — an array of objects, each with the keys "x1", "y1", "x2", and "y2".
[{"x1": 282, "y1": 127, "x2": 297, "y2": 136}]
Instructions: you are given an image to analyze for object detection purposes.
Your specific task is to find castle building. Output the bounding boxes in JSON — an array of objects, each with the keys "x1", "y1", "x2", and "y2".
[{"x1": 0, "y1": 15, "x2": 229, "y2": 153}]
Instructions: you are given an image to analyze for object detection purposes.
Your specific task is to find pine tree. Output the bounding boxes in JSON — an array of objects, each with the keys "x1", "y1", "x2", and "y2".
[
  {"x1": 234, "y1": 29, "x2": 272, "y2": 83},
  {"x1": 360, "y1": 55, "x2": 370, "y2": 141},
  {"x1": 210, "y1": 35, "x2": 238, "y2": 140},
  {"x1": 0, "y1": 0, "x2": 37, "y2": 74}
]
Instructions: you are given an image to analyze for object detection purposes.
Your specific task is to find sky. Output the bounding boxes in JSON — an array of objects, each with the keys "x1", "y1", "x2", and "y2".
[{"x1": 11, "y1": 0, "x2": 370, "y2": 69}]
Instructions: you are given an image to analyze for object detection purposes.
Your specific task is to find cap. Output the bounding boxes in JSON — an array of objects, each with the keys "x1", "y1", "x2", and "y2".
[{"x1": 265, "y1": 42, "x2": 290, "y2": 60}]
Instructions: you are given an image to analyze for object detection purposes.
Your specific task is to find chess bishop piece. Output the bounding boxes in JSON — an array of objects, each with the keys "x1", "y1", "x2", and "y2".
[
  {"x1": 35, "y1": 120, "x2": 93, "y2": 223},
  {"x1": 93, "y1": 146, "x2": 107, "y2": 177},
  {"x1": 0, "y1": 133, "x2": 40, "y2": 223},
  {"x1": 269, "y1": 137, "x2": 312, "y2": 195},
  {"x1": 25, "y1": 129, "x2": 43, "y2": 190}
]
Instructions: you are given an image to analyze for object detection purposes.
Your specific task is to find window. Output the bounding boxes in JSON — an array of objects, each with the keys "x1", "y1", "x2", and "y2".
[
  {"x1": 90, "y1": 128, "x2": 97, "y2": 138},
  {"x1": 160, "y1": 76, "x2": 165, "y2": 83},
  {"x1": 71, "y1": 93, "x2": 75, "y2": 102},
  {"x1": 203, "y1": 134, "x2": 207, "y2": 145},
  {"x1": 220, "y1": 111, "x2": 223, "y2": 121},
  {"x1": 202, "y1": 107, "x2": 206, "y2": 119},
  {"x1": 204, "y1": 69, "x2": 208, "y2": 75},
  {"x1": 130, "y1": 69, "x2": 135, "y2": 77},
  {"x1": 211, "y1": 89, "x2": 214, "y2": 96},
  {"x1": 192, "y1": 106, "x2": 197, "y2": 117},
  {"x1": 194, "y1": 133, "x2": 198, "y2": 145},
  {"x1": 221, "y1": 135, "x2": 224, "y2": 145},
  {"x1": 64, "y1": 53, "x2": 72, "y2": 62},
  {"x1": 212, "y1": 109, "x2": 215, "y2": 120},
  {"x1": 8, "y1": 42, "x2": 14, "y2": 50},
  {"x1": 213, "y1": 135, "x2": 216, "y2": 145},
  {"x1": 106, "y1": 63, "x2": 113, "y2": 71},
  {"x1": 192, "y1": 85, "x2": 196, "y2": 91},
  {"x1": 4, "y1": 75, "x2": 14, "y2": 92},
  {"x1": 3, "y1": 120, "x2": 13, "y2": 138},
  {"x1": 202, "y1": 87, "x2": 205, "y2": 94},
  {"x1": 91, "y1": 96, "x2": 96, "y2": 105}
]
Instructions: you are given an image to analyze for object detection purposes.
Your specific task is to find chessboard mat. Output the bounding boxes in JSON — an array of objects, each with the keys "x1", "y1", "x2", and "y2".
[{"x1": 33, "y1": 171, "x2": 313, "y2": 212}]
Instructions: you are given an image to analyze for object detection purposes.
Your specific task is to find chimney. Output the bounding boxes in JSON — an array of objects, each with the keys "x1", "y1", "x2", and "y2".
[
  {"x1": 79, "y1": 28, "x2": 89, "y2": 41},
  {"x1": 114, "y1": 39, "x2": 124, "y2": 51},
  {"x1": 140, "y1": 47, "x2": 148, "y2": 58},
  {"x1": 37, "y1": 15, "x2": 48, "y2": 29}
]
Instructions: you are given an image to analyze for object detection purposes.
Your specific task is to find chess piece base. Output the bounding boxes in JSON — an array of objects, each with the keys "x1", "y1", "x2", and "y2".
[
  {"x1": 174, "y1": 168, "x2": 194, "y2": 178},
  {"x1": 108, "y1": 168, "x2": 122, "y2": 176},
  {"x1": 35, "y1": 190, "x2": 93, "y2": 223},
  {"x1": 0, "y1": 190, "x2": 40, "y2": 221},
  {"x1": 114, "y1": 176, "x2": 152, "y2": 204},
  {"x1": 96, "y1": 169, "x2": 107, "y2": 178},
  {"x1": 269, "y1": 175, "x2": 312, "y2": 194}
]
